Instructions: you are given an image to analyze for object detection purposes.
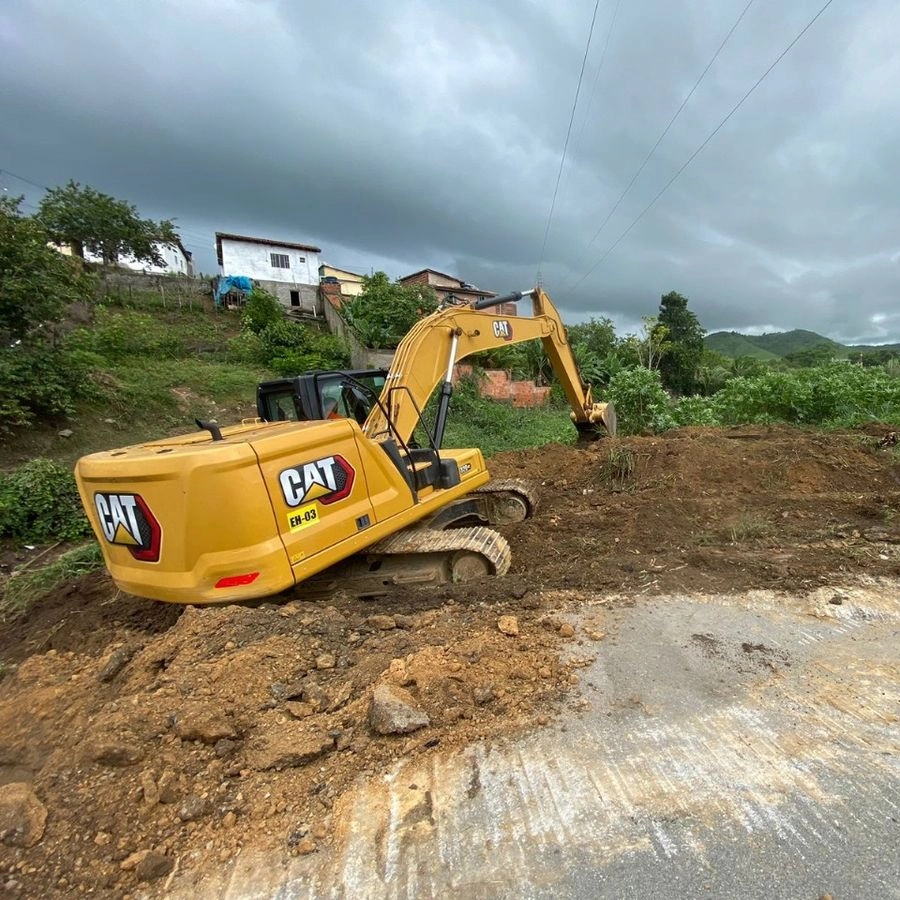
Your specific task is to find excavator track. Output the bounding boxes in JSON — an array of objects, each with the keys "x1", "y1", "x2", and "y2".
[
  {"x1": 473, "y1": 478, "x2": 539, "y2": 523},
  {"x1": 418, "y1": 478, "x2": 539, "y2": 530},
  {"x1": 298, "y1": 525, "x2": 511, "y2": 601}
]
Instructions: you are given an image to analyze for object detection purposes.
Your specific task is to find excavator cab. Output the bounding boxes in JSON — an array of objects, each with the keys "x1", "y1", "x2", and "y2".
[{"x1": 257, "y1": 369, "x2": 387, "y2": 425}]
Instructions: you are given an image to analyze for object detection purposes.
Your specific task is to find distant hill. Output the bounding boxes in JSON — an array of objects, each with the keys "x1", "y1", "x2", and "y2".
[
  {"x1": 750, "y1": 330, "x2": 847, "y2": 358},
  {"x1": 706, "y1": 329, "x2": 848, "y2": 359},
  {"x1": 850, "y1": 342, "x2": 900, "y2": 355},
  {"x1": 704, "y1": 332, "x2": 780, "y2": 360}
]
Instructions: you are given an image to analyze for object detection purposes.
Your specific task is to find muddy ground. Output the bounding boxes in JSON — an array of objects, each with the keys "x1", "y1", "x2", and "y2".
[{"x1": 1, "y1": 425, "x2": 899, "y2": 897}]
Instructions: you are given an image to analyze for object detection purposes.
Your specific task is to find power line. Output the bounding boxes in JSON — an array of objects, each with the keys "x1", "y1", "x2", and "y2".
[
  {"x1": 536, "y1": 0, "x2": 604, "y2": 284},
  {"x1": 573, "y1": 0, "x2": 623, "y2": 151},
  {"x1": 562, "y1": 0, "x2": 756, "y2": 293},
  {"x1": 1, "y1": 165, "x2": 214, "y2": 245},
  {"x1": 567, "y1": 0, "x2": 838, "y2": 295},
  {"x1": 0, "y1": 168, "x2": 49, "y2": 192}
]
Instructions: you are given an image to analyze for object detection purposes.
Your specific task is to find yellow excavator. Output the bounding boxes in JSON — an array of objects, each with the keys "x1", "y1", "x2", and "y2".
[{"x1": 75, "y1": 287, "x2": 615, "y2": 604}]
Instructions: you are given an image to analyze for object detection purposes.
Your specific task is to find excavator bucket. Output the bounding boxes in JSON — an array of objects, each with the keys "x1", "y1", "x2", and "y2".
[
  {"x1": 595, "y1": 401, "x2": 617, "y2": 437},
  {"x1": 574, "y1": 401, "x2": 617, "y2": 441}
]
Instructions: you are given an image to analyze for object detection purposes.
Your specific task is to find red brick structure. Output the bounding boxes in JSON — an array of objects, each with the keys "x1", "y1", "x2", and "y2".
[
  {"x1": 399, "y1": 269, "x2": 517, "y2": 315},
  {"x1": 453, "y1": 365, "x2": 550, "y2": 408}
]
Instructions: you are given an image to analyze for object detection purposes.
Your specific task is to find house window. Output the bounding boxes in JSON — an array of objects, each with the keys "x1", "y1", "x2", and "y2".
[
  {"x1": 271, "y1": 253, "x2": 290, "y2": 269},
  {"x1": 290, "y1": 290, "x2": 300, "y2": 307},
  {"x1": 298, "y1": 257, "x2": 305, "y2": 263}
]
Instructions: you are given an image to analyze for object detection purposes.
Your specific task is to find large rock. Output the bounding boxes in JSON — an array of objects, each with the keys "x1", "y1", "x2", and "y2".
[
  {"x1": 121, "y1": 848, "x2": 174, "y2": 881},
  {"x1": 244, "y1": 723, "x2": 333, "y2": 772},
  {"x1": 135, "y1": 851, "x2": 174, "y2": 882},
  {"x1": 171, "y1": 702, "x2": 238, "y2": 744},
  {"x1": 369, "y1": 684, "x2": 430, "y2": 735},
  {"x1": 0, "y1": 783, "x2": 47, "y2": 848},
  {"x1": 98, "y1": 647, "x2": 135, "y2": 684},
  {"x1": 86, "y1": 739, "x2": 143, "y2": 767}
]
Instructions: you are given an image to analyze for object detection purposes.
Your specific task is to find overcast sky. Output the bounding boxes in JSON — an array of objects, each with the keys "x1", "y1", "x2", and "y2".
[{"x1": 2, "y1": 0, "x2": 899, "y2": 343}]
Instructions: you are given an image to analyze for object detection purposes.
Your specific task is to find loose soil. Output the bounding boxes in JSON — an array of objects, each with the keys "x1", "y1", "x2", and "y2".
[{"x1": 1, "y1": 425, "x2": 899, "y2": 896}]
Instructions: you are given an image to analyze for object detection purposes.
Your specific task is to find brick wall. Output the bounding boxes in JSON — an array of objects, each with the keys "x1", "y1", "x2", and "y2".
[{"x1": 453, "y1": 365, "x2": 551, "y2": 408}]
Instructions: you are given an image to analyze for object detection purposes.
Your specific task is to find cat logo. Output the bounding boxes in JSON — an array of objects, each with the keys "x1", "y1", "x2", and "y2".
[
  {"x1": 94, "y1": 493, "x2": 162, "y2": 562},
  {"x1": 279, "y1": 455, "x2": 355, "y2": 508},
  {"x1": 492, "y1": 320, "x2": 513, "y2": 341}
]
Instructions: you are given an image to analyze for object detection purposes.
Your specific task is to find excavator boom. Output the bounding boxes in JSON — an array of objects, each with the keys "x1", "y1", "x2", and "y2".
[{"x1": 363, "y1": 287, "x2": 615, "y2": 445}]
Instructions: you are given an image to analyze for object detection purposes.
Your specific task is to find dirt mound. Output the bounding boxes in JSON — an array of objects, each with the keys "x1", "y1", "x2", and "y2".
[
  {"x1": 1, "y1": 426, "x2": 899, "y2": 896},
  {"x1": 0, "y1": 589, "x2": 580, "y2": 896},
  {"x1": 487, "y1": 426, "x2": 900, "y2": 595}
]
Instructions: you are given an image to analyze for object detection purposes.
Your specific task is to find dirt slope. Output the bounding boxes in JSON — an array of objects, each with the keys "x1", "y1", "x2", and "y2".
[{"x1": 1, "y1": 426, "x2": 898, "y2": 897}]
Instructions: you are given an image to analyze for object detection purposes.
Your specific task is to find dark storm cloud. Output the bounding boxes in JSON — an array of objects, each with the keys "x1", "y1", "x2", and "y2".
[{"x1": 2, "y1": 0, "x2": 898, "y2": 341}]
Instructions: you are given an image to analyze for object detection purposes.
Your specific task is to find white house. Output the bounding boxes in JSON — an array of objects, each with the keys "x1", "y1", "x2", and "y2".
[
  {"x1": 56, "y1": 239, "x2": 194, "y2": 276},
  {"x1": 215, "y1": 232, "x2": 322, "y2": 312}
]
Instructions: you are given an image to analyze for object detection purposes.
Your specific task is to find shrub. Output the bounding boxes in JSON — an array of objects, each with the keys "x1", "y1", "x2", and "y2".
[
  {"x1": 0, "y1": 343, "x2": 100, "y2": 434},
  {"x1": 605, "y1": 367, "x2": 675, "y2": 435},
  {"x1": 258, "y1": 321, "x2": 349, "y2": 375},
  {"x1": 0, "y1": 458, "x2": 91, "y2": 542},
  {"x1": 707, "y1": 364, "x2": 900, "y2": 427},
  {"x1": 672, "y1": 395, "x2": 721, "y2": 427},
  {"x1": 241, "y1": 287, "x2": 284, "y2": 335}
]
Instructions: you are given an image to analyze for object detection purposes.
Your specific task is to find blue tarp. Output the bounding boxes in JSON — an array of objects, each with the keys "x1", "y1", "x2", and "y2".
[{"x1": 214, "y1": 275, "x2": 254, "y2": 305}]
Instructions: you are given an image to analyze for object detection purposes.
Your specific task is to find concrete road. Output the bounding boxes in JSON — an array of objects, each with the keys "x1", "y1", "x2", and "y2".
[{"x1": 188, "y1": 580, "x2": 900, "y2": 899}]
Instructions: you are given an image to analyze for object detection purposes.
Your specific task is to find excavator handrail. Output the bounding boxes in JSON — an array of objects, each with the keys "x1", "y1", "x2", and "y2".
[{"x1": 362, "y1": 286, "x2": 614, "y2": 445}]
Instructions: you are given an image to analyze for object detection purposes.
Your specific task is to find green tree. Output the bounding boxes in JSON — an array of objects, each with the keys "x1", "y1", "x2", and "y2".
[
  {"x1": 620, "y1": 315, "x2": 670, "y2": 370},
  {"x1": 567, "y1": 316, "x2": 618, "y2": 358},
  {"x1": 784, "y1": 344, "x2": 840, "y2": 368},
  {"x1": 342, "y1": 272, "x2": 439, "y2": 349},
  {"x1": 37, "y1": 180, "x2": 178, "y2": 267},
  {"x1": 730, "y1": 355, "x2": 768, "y2": 378},
  {"x1": 0, "y1": 197, "x2": 96, "y2": 432},
  {"x1": 657, "y1": 291, "x2": 705, "y2": 394},
  {"x1": 0, "y1": 196, "x2": 91, "y2": 341},
  {"x1": 694, "y1": 348, "x2": 731, "y2": 396}
]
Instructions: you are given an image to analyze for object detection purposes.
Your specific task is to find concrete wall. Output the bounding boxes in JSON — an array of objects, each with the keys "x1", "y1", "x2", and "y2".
[
  {"x1": 97, "y1": 271, "x2": 214, "y2": 309},
  {"x1": 219, "y1": 238, "x2": 320, "y2": 285},
  {"x1": 258, "y1": 281, "x2": 321, "y2": 315}
]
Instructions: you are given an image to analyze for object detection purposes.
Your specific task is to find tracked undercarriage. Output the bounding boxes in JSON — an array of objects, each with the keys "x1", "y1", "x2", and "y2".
[{"x1": 300, "y1": 480, "x2": 535, "y2": 600}]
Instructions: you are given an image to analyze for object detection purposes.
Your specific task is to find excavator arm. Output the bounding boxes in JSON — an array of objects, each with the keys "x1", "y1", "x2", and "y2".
[{"x1": 363, "y1": 286, "x2": 616, "y2": 446}]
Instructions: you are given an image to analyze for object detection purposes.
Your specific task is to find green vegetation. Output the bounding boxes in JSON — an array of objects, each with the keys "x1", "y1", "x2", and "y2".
[
  {"x1": 605, "y1": 367, "x2": 674, "y2": 435},
  {"x1": 343, "y1": 272, "x2": 439, "y2": 349},
  {"x1": 704, "y1": 331, "x2": 780, "y2": 361},
  {"x1": 0, "y1": 458, "x2": 92, "y2": 542},
  {"x1": 37, "y1": 180, "x2": 178, "y2": 267},
  {"x1": 706, "y1": 328, "x2": 849, "y2": 361},
  {"x1": 2, "y1": 542, "x2": 103, "y2": 622},
  {"x1": 657, "y1": 291, "x2": 705, "y2": 395},
  {"x1": 0, "y1": 196, "x2": 98, "y2": 433},
  {"x1": 670, "y1": 364, "x2": 900, "y2": 429},
  {"x1": 429, "y1": 376, "x2": 576, "y2": 457},
  {"x1": 229, "y1": 288, "x2": 349, "y2": 375}
]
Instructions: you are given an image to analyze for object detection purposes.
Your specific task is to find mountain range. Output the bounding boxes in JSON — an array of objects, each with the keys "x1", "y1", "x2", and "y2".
[{"x1": 704, "y1": 329, "x2": 900, "y2": 360}]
